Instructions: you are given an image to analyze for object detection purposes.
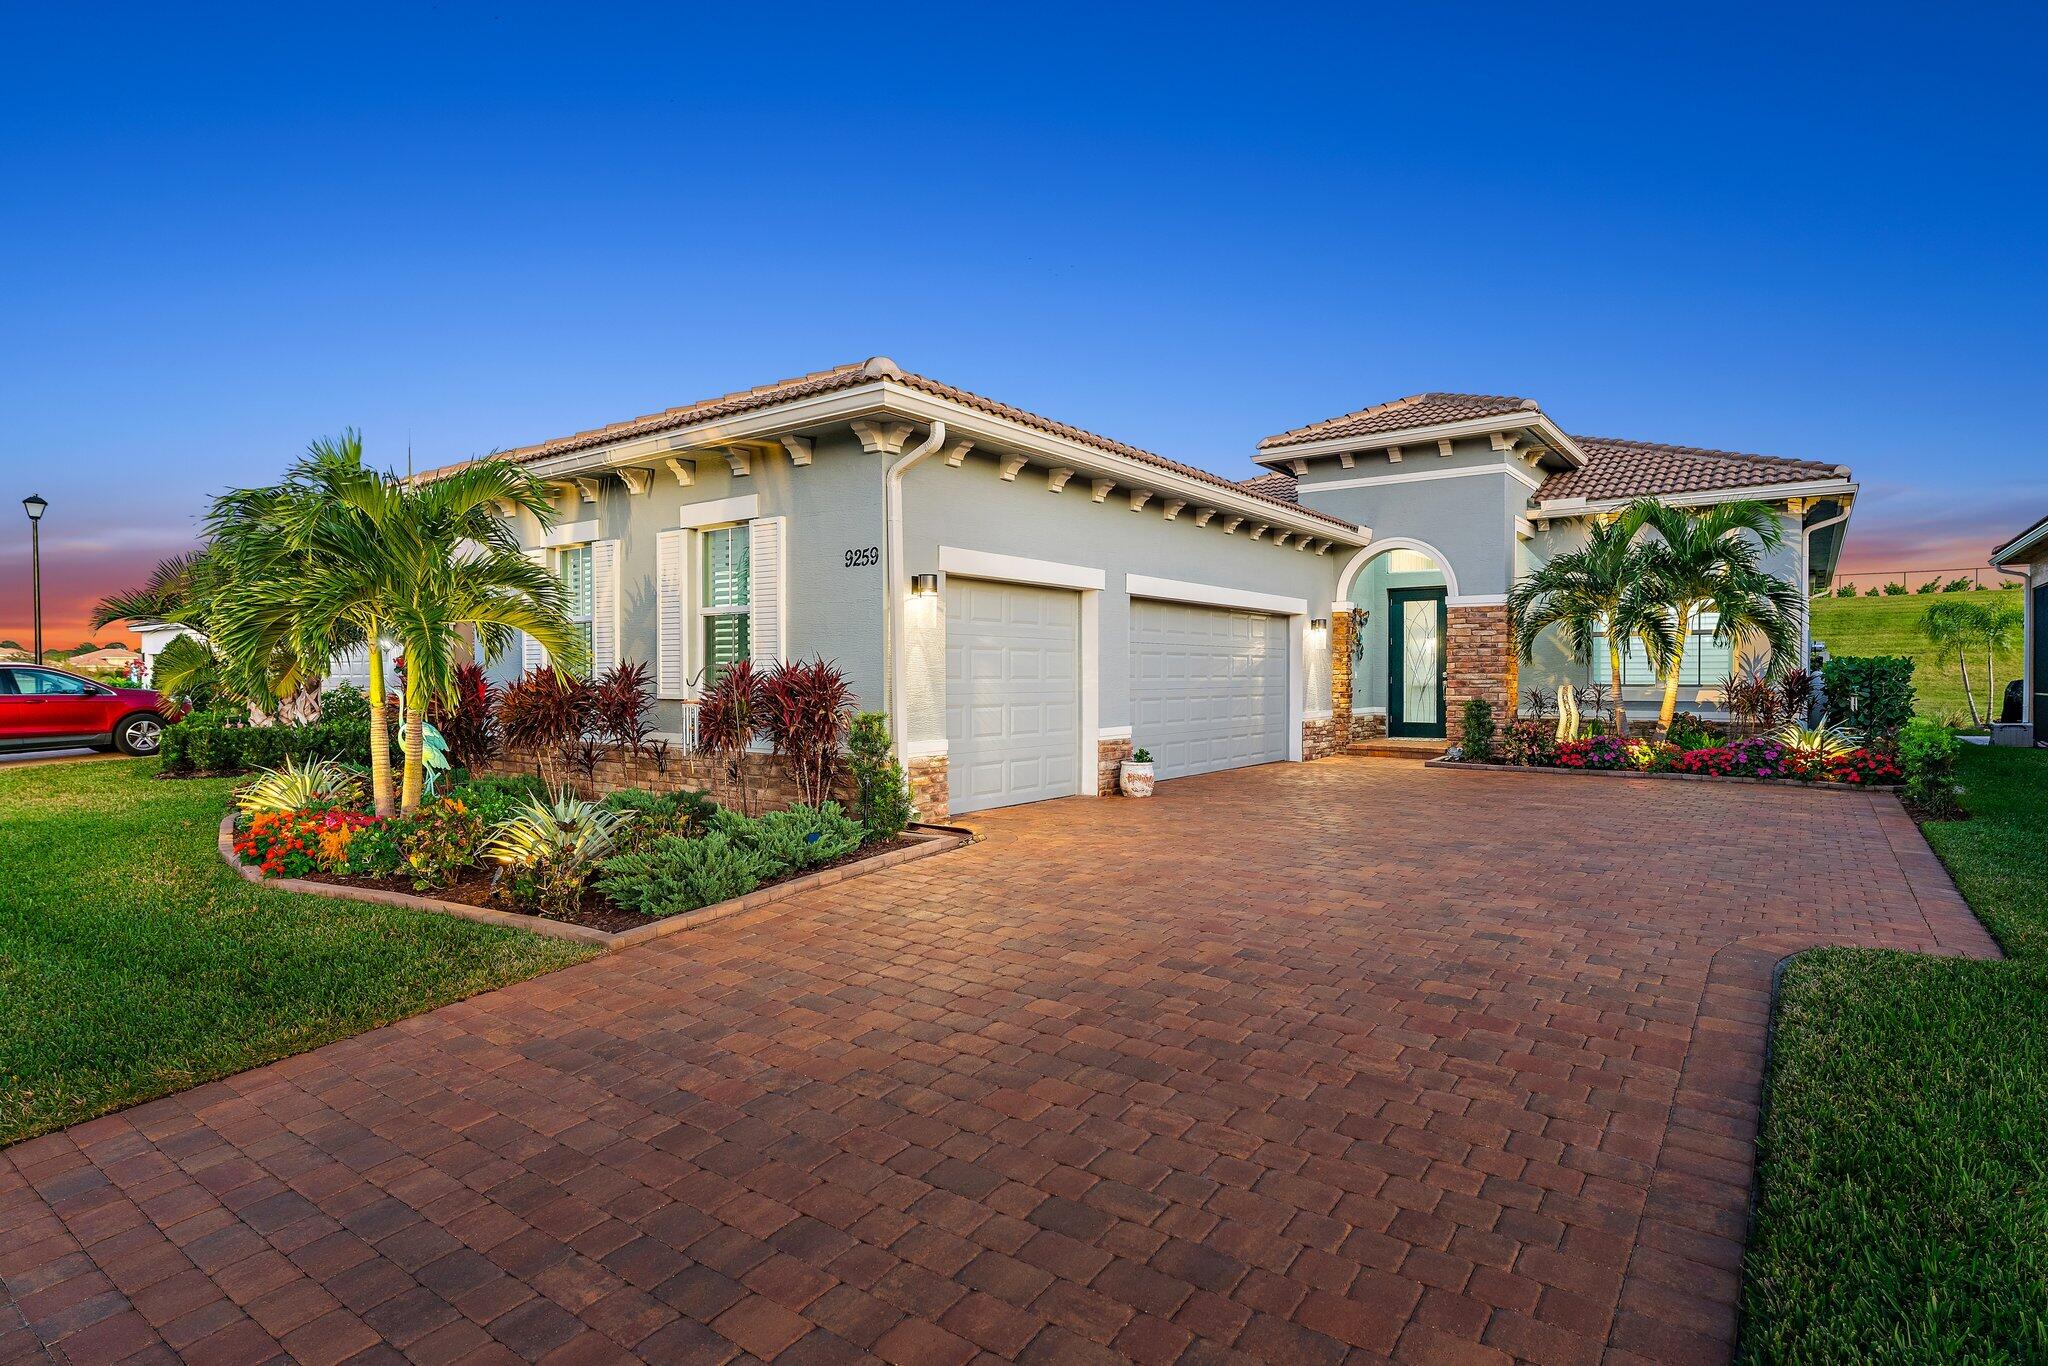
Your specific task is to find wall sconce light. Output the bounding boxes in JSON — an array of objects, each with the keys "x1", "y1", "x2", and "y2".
[
  {"x1": 1310, "y1": 618, "x2": 1329, "y2": 632},
  {"x1": 910, "y1": 573, "x2": 938, "y2": 596}
]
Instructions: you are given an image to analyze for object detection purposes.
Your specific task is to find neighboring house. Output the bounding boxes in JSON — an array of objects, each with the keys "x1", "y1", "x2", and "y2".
[
  {"x1": 1991, "y1": 513, "x2": 2047, "y2": 744},
  {"x1": 132, "y1": 621, "x2": 393, "y2": 696},
  {"x1": 64, "y1": 646, "x2": 145, "y2": 679},
  {"x1": 0, "y1": 646, "x2": 29, "y2": 663},
  {"x1": 424, "y1": 358, "x2": 1856, "y2": 819}
]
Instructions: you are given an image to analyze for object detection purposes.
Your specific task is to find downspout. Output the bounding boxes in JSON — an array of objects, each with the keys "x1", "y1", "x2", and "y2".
[
  {"x1": 882, "y1": 420, "x2": 947, "y2": 753},
  {"x1": 1801, "y1": 500, "x2": 1853, "y2": 664}
]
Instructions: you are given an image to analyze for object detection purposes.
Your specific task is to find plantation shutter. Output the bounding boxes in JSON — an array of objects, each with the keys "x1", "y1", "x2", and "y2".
[
  {"x1": 522, "y1": 547, "x2": 550, "y2": 672},
  {"x1": 656, "y1": 528, "x2": 688, "y2": 699},
  {"x1": 749, "y1": 516, "x2": 788, "y2": 668},
  {"x1": 591, "y1": 539, "x2": 620, "y2": 675}
]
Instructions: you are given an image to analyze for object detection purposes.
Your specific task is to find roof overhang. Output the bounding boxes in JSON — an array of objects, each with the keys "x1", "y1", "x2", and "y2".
[
  {"x1": 1254, "y1": 410, "x2": 1586, "y2": 471},
  {"x1": 1533, "y1": 476, "x2": 1859, "y2": 517},
  {"x1": 513, "y1": 379, "x2": 1370, "y2": 549},
  {"x1": 1992, "y1": 513, "x2": 2048, "y2": 567}
]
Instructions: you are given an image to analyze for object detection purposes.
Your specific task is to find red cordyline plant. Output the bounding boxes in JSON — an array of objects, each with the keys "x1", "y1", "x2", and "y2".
[
  {"x1": 498, "y1": 666, "x2": 590, "y2": 751},
  {"x1": 430, "y1": 661, "x2": 501, "y2": 769},
  {"x1": 759, "y1": 659, "x2": 855, "y2": 807},
  {"x1": 696, "y1": 658, "x2": 764, "y2": 814},
  {"x1": 590, "y1": 661, "x2": 656, "y2": 755}
]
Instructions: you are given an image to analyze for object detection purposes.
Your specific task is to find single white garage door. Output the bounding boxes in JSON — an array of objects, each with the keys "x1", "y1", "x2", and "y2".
[
  {"x1": 1130, "y1": 599, "x2": 1289, "y2": 780},
  {"x1": 945, "y1": 578, "x2": 1084, "y2": 814}
]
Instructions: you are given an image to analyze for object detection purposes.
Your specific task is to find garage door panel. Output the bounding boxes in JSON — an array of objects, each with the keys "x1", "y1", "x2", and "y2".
[
  {"x1": 1130, "y1": 600, "x2": 1289, "y2": 781},
  {"x1": 945, "y1": 578, "x2": 1083, "y2": 815}
]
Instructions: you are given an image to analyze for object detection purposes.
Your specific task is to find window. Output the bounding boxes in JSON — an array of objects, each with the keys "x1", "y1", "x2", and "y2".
[
  {"x1": 556, "y1": 545, "x2": 593, "y2": 662},
  {"x1": 700, "y1": 524, "x2": 751, "y2": 681},
  {"x1": 1384, "y1": 549, "x2": 1438, "y2": 574},
  {"x1": 1592, "y1": 612, "x2": 1733, "y2": 686},
  {"x1": 4, "y1": 668, "x2": 95, "y2": 696}
]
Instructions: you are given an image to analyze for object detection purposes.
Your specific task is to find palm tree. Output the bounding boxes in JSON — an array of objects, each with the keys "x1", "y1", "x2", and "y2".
[
  {"x1": 1983, "y1": 601, "x2": 2024, "y2": 720},
  {"x1": 1508, "y1": 516, "x2": 1673, "y2": 733},
  {"x1": 1625, "y1": 498, "x2": 1804, "y2": 737},
  {"x1": 1920, "y1": 597, "x2": 1990, "y2": 725},
  {"x1": 92, "y1": 549, "x2": 237, "y2": 708}
]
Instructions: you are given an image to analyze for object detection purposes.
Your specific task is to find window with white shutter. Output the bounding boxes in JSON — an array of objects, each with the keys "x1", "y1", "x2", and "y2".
[
  {"x1": 591, "y1": 539, "x2": 619, "y2": 675},
  {"x1": 522, "y1": 547, "x2": 549, "y2": 672},
  {"x1": 656, "y1": 529, "x2": 688, "y2": 699},
  {"x1": 700, "y1": 524, "x2": 751, "y2": 684},
  {"x1": 748, "y1": 516, "x2": 787, "y2": 670}
]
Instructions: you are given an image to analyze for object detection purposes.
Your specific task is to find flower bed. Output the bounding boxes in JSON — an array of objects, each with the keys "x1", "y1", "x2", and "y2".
[
  {"x1": 224, "y1": 770, "x2": 956, "y2": 943},
  {"x1": 1443, "y1": 729, "x2": 1902, "y2": 788}
]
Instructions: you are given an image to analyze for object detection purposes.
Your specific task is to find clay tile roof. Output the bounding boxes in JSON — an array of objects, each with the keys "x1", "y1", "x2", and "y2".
[
  {"x1": 433, "y1": 358, "x2": 1357, "y2": 532},
  {"x1": 1258, "y1": 393, "x2": 1541, "y2": 449},
  {"x1": 1536, "y1": 436, "x2": 1848, "y2": 503},
  {"x1": 1236, "y1": 471, "x2": 1298, "y2": 502}
]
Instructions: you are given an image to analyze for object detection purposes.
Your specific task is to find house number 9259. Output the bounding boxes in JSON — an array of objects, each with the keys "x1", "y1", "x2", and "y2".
[{"x1": 844, "y1": 546, "x2": 880, "y2": 568}]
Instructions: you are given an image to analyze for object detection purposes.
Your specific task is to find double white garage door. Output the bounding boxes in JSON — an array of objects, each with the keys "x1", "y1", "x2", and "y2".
[{"x1": 944, "y1": 578, "x2": 1290, "y2": 814}]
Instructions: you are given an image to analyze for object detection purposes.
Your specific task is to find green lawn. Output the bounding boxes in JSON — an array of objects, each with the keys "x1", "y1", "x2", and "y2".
[
  {"x1": 1741, "y1": 745, "x2": 2048, "y2": 1361},
  {"x1": 0, "y1": 759, "x2": 597, "y2": 1146},
  {"x1": 1810, "y1": 587, "x2": 2025, "y2": 723}
]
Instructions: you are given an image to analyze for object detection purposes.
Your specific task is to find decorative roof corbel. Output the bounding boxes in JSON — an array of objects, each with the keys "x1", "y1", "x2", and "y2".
[
  {"x1": 1090, "y1": 478, "x2": 1115, "y2": 503},
  {"x1": 779, "y1": 436, "x2": 813, "y2": 467},
  {"x1": 850, "y1": 420, "x2": 915, "y2": 456},
  {"x1": 1046, "y1": 467, "x2": 1075, "y2": 493},
  {"x1": 663, "y1": 456, "x2": 695, "y2": 487},
  {"x1": 998, "y1": 454, "x2": 1029, "y2": 482},
  {"x1": 1128, "y1": 490, "x2": 1153, "y2": 513},
  {"x1": 1161, "y1": 499, "x2": 1186, "y2": 521}
]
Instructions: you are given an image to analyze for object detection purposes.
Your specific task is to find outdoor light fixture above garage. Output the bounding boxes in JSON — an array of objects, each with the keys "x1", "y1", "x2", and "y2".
[{"x1": 911, "y1": 573, "x2": 938, "y2": 595}]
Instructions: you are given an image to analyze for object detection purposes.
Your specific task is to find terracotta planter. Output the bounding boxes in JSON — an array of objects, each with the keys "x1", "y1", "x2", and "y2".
[{"x1": 1118, "y1": 760, "x2": 1155, "y2": 797}]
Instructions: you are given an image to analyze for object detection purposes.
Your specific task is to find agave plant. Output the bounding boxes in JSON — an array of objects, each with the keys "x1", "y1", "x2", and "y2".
[
  {"x1": 1772, "y1": 721, "x2": 1860, "y2": 762},
  {"x1": 237, "y1": 757, "x2": 365, "y2": 814},
  {"x1": 481, "y1": 789, "x2": 634, "y2": 913}
]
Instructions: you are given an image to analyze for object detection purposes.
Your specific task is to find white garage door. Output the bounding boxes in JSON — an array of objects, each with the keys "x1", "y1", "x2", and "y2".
[
  {"x1": 945, "y1": 578, "x2": 1084, "y2": 814},
  {"x1": 1130, "y1": 599, "x2": 1290, "y2": 780}
]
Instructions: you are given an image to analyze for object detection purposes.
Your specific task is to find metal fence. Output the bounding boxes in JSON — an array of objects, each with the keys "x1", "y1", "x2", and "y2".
[{"x1": 1827, "y1": 566, "x2": 2017, "y2": 595}]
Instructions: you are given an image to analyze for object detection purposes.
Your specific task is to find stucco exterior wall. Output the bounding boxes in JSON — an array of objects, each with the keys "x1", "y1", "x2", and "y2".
[{"x1": 898, "y1": 452, "x2": 1344, "y2": 749}]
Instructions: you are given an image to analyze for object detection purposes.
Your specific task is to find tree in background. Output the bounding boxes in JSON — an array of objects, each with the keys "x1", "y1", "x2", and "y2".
[
  {"x1": 1919, "y1": 597, "x2": 1990, "y2": 726},
  {"x1": 92, "y1": 549, "x2": 235, "y2": 708},
  {"x1": 1982, "y1": 600, "x2": 2024, "y2": 721}
]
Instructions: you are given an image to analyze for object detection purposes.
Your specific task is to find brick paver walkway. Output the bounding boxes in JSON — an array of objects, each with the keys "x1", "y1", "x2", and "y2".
[{"x1": 1, "y1": 760, "x2": 1995, "y2": 1365}]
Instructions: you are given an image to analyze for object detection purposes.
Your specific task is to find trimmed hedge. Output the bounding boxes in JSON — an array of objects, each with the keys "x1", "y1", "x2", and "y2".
[
  {"x1": 1822, "y1": 655, "x2": 1916, "y2": 748},
  {"x1": 160, "y1": 710, "x2": 371, "y2": 775}
]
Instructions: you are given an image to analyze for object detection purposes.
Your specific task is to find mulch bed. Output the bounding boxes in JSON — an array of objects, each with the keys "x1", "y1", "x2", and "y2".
[{"x1": 292, "y1": 834, "x2": 928, "y2": 934}]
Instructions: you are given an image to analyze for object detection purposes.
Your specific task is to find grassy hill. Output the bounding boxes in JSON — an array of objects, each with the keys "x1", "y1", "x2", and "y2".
[{"x1": 1810, "y1": 587, "x2": 2025, "y2": 723}]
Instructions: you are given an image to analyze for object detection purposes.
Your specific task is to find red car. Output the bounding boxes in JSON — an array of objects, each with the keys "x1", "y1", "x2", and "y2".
[{"x1": 0, "y1": 664, "x2": 173, "y2": 756}]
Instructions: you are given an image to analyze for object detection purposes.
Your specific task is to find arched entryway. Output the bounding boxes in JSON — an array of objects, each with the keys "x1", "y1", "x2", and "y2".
[{"x1": 1330, "y1": 538, "x2": 1517, "y2": 747}]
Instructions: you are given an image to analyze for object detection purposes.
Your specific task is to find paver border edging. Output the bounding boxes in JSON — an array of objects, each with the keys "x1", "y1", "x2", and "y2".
[
  {"x1": 1424, "y1": 757, "x2": 1900, "y2": 793},
  {"x1": 216, "y1": 813, "x2": 964, "y2": 949}
]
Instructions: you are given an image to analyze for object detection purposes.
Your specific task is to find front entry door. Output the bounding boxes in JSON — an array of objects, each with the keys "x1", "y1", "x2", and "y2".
[{"x1": 1387, "y1": 588, "x2": 1447, "y2": 739}]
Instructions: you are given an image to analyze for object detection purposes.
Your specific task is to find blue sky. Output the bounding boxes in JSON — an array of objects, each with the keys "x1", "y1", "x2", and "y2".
[{"x1": 3, "y1": 1, "x2": 2043, "y2": 642}]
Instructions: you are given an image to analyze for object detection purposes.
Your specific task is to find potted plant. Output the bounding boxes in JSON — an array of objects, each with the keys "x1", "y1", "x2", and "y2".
[{"x1": 1119, "y1": 747, "x2": 1155, "y2": 797}]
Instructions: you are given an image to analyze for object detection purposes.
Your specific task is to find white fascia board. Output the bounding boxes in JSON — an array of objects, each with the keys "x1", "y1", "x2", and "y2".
[
  {"x1": 1311, "y1": 463, "x2": 1543, "y2": 493},
  {"x1": 677, "y1": 494, "x2": 760, "y2": 528},
  {"x1": 541, "y1": 519, "x2": 599, "y2": 548},
  {"x1": 938, "y1": 546, "x2": 1106, "y2": 592},
  {"x1": 1992, "y1": 517, "x2": 2048, "y2": 566},
  {"x1": 1535, "y1": 478, "x2": 1858, "y2": 516},
  {"x1": 877, "y1": 385, "x2": 1365, "y2": 547},
  {"x1": 1256, "y1": 413, "x2": 1586, "y2": 470},
  {"x1": 1125, "y1": 573, "x2": 1307, "y2": 616}
]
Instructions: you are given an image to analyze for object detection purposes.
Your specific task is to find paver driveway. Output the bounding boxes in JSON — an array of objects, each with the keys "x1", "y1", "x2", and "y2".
[{"x1": 1, "y1": 760, "x2": 1994, "y2": 1365}]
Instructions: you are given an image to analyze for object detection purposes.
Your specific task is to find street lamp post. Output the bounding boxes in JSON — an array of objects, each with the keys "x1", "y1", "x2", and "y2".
[{"x1": 22, "y1": 494, "x2": 47, "y2": 665}]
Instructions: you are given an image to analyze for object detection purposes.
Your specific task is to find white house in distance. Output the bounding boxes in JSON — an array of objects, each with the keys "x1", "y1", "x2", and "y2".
[
  {"x1": 132, "y1": 623, "x2": 392, "y2": 698},
  {"x1": 1991, "y1": 512, "x2": 2047, "y2": 745}
]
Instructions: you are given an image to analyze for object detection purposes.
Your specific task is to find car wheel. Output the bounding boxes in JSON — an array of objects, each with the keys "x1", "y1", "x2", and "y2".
[{"x1": 115, "y1": 713, "x2": 165, "y2": 756}]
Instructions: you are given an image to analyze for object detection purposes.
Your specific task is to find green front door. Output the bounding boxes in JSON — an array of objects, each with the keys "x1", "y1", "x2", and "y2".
[{"x1": 1387, "y1": 587, "x2": 1448, "y2": 739}]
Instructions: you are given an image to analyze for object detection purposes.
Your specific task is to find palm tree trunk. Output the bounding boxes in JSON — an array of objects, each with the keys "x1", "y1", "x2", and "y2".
[
  {"x1": 1658, "y1": 610, "x2": 1690, "y2": 737},
  {"x1": 1986, "y1": 641, "x2": 1997, "y2": 721},
  {"x1": 365, "y1": 632, "x2": 394, "y2": 817},
  {"x1": 400, "y1": 695, "x2": 426, "y2": 812},
  {"x1": 1608, "y1": 637, "x2": 1629, "y2": 736},
  {"x1": 1958, "y1": 650, "x2": 1981, "y2": 726}
]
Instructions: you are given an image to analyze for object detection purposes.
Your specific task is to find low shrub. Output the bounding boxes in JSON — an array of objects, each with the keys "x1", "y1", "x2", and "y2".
[
  {"x1": 233, "y1": 809, "x2": 380, "y2": 878},
  {"x1": 162, "y1": 710, "x2": 371, "y2": 775},
  {"x1": 848, "y1": 711, "x2": 912, "y2": 842},
  {"x1": 713, "y1": 802, "x2": 862, "y2": 874},
  {"x1": 450, "y1": 773, "x2": 549, "y2": 826},
  {"x1": 593, "y1": 832, "x2": 774, "y2": 917},
  {"x1": 1460, "y1": 698, "x2": 1497, "y2": 763},
  {"x1": 759, "y1": 659, "x2": 855, "y2": 806},
  {"x1": 600, "y1": 787, "x2": 717, "y2": 853},
  {"x1": 1554, "y1": 736, "x2": 1631, "y2": 770},
  {"x1": 1823, "y1": 655, "x2": 1916, "y2": 751},
  {"x1": 398, "y1": 797, "x2": 485, "y2": 891},
  {"x1": 589, "y1": 662, "x2": 655, "y2": 754},
  {"x1": 1823, "y1": 748, "x2": 1905, "y2": 786},
  {"x1": 498, "y1": 667, "x2": 589, "y2": 751},
  {"x1": 235, "y1": 757, "x2": 363, "y2": 814},
  {"x1": 1666, "y1": 712, "x2": 1718, "y2": 752},
  {"x1": 1499, "y1": 718, "x2": 1555, "y2": 767},
  {"x1": 1900, "y1": 718, "x2": 1964, "y2": 815},
  {"x1": 431, "y1": 663, "x2": 500, "y2": 769},
  {"x1": 317, "y1": 683, "x2": 372, "y2": 726},
  {"x1": 481, "y1": 789, "x2": 632, "y2": 914}
]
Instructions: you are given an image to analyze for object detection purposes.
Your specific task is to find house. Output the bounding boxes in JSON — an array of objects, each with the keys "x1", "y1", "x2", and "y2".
[
  {"x1": 1991, "y1": 513, "x2": 2047, "y2": 745},
  {"x1": 64, "y1": 646, "x2": 144, "y2": 678},
  {"x1": 0, "y1": 646, "x2": 29, "y2": 663},
  {"x1": 133, "y1": 622, "x2": 394, "y2": 698},
  {"x1": 431, "y1": 358, "x2": 1856, "y2": 819}
]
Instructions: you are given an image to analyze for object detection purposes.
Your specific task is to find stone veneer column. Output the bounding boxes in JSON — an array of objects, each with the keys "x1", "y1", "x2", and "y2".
[
  {"x1": 1097, "y1": 737, "x2": 1133, "y2": 795},
  {"x1": 905, "y1": 754, "x2": 948, "y2": 823},
  {"x1": 1302, "y1": 608, "x2": 1356, "y2": 760},
  {"x1": 1444, "y1": 603, "x2": 1518, "y2": 745}
]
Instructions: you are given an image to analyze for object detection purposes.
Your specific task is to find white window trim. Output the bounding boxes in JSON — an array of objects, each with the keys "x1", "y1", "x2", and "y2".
[
  {"x1": 1124, "y1": 573, "x2": 1305, "y2": 617},
  {"x1": 679, "y1": 494, "x2": 760, "y2": 529},
  {"x1": 542, "y1": 519, "x2": 599, "y2": 549},
  {"x1": 1307, "y1": 463, "x2": 1543, "y2": 493}
]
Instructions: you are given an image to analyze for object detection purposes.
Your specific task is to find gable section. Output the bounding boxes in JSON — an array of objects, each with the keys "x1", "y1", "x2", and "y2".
[
  {"x1": 1258, "y1": 393, "x2": 1540, "y2": 450},
  {"x1": 1538, "y1": 436, "x2": 1848, "y2": 503}
]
